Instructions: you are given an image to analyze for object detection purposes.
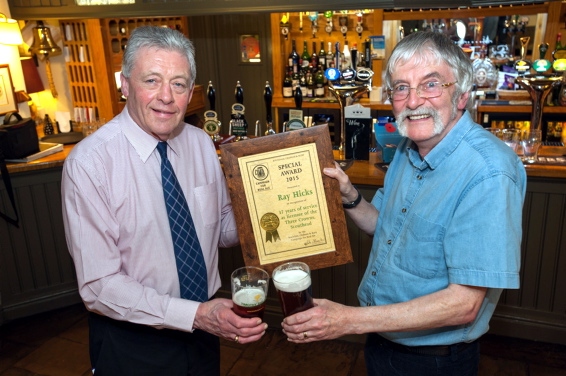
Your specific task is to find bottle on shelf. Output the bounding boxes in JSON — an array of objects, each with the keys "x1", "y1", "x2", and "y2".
[
  {"x1": 553, "y1": 33, "x2": 566, "y2": 60},
  {"x1": 306, "y1": 66, "x2": 315, "y2": 98},
  {"x1": 299, "y1": 68, "x2": 307, "y2": 97},
  {"x1": 311, "y1": 41, "x2": 318, "y2": 68},
  {"x1": 283, "y1": 67, "x2": 293, "y2": 98},
  {"x1": 294, "y1": 83, "x2": 303, "y2": 109},
  {"x1": 315, "y1": 65, "x2": 325, "y2": 97},
  {"x1": 326, "y1": 41, "x2": 334, "y2": 68},
  {"x1": 318, "y1": 41, "x2": 326, "y2": 70},
  {"x1": 301, "y1": 41, "x2": 311, "y2": 69},
  {"x1": 289, "y1": 39, "x2": 300, "y2": 73}
]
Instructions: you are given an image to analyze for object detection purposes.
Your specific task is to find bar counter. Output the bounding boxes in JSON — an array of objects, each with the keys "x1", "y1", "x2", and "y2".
[
  {"x1": 6, "y1": 143, "x2": 566, "y2": 181},
  {"x1": 2, "y1": 140, "x2": 565, "y2": 346}
]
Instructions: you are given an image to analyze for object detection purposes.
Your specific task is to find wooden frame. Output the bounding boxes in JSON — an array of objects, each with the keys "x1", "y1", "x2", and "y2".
[
  {"x1": 0, "y1": 65, "x2": 17, "y2": 116},
  {"x1": 220, "y1": 125, "x2": 352, "y2": 273}
]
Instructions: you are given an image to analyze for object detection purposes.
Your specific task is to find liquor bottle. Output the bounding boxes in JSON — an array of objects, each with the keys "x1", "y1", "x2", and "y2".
[
  {"x1": 315, "y1": 65, "x2": 325, "y2": 97},
  {"x1": 310, "y1": 42, "x2": 319, "y2": 68},
  {"x1": 283, "y1": 67, "x2": 293, "y2": 98},
  {"x1": 291, "y1": 68, "x2": 300, "y2": 94},
  {"x1": 301, "y1": 41, "x2": 311, "y2": 69},
  {"x1": 553, "y1": 33, "x2": 566, "y2": 60},
  {"x1": 289, "y1": 40, "x2": 299, "y2": 73},
  {"x1": 326, "y1": 41, "x2": 334, "y2": 68},
  {"x1": 294, "y1": 83, "x2": 303, "y2": 109},
  {"x1": 235, "y1": 80, "x2": 244, "y2": 104},
  {"x1": 305, "y1": 66, "x2": 314, "y2": 98},
  {"x1": 299, "y1": 69, "x2": 307, "y2": 97},
  {"x1": 318, "y1": 42, "x2": 326, "y2": 70}
]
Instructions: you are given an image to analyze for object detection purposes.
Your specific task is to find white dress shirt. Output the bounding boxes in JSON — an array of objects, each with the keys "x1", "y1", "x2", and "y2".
[{"x1": 62, "y1": 107, "x2": 238, "y2": 332}]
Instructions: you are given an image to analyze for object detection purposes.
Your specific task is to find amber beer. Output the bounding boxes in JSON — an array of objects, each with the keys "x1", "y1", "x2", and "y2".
[
  {"x1": 272, "y1": 262, "x2": 314, "y2": 317},
  {"x1": 231, "y1": 266, "x2": 269, "y2": 319},
  {"x1": 232, "y1": 288, "x2": 266, "y2": 319}
]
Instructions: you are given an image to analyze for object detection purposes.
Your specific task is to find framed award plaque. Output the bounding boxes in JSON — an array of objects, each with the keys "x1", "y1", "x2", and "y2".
[{"x1": 220, "y1": 125, "x2": 353, "y2": 273}]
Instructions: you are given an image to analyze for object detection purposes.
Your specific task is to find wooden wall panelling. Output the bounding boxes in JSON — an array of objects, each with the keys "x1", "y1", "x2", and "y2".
[
  {"x1": 0, "y1": 169, "x2": 80, "y2": 324},
  {"x1": 491, "y1": 177, "x2": 566, "y2": 345}
]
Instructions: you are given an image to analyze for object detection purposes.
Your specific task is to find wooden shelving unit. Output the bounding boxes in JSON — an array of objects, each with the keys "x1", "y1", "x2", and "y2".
[{"x1": 60, "y1": 19, "x2": 114, "y2": 122}]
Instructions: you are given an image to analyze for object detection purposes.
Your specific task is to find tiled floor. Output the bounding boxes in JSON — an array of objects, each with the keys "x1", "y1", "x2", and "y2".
[{"x1": 1, "y1": 303, "x2": 565, "y2": 375}]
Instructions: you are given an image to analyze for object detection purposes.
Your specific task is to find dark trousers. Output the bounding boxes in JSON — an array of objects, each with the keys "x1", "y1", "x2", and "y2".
[
  {"x1": 89, "y1": 312, "x2": 220, "y2": 376},
  {"x1": 364, "y1": 333, "x2": 480, "y2": 376}
]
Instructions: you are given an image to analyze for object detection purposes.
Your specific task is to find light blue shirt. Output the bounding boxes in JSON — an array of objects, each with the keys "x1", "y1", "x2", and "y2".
[{"x1": 358, "y1": 111, "x2": 526, "y2": 346}]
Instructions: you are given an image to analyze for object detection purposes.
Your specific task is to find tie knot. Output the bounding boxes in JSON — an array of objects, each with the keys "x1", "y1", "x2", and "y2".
[{"x1": 157, "y1": 141, "x2": 168, "y2": 159}]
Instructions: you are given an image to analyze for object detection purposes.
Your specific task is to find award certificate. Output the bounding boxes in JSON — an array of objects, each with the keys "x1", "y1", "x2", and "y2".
[{"x1": 239, "y1": 143, "x2": 334, "y2": 264}]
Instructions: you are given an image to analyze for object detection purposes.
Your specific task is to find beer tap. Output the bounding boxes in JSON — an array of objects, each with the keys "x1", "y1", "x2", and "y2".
[
  {"x1": 203, "y1": 81, "x2": 222, "y2": 141},
  {"x1": 309, "y1": 12, "x2": 318, "y2": 39},
  {"x1": 280, "y1": 13, "x2": 290, "y2": 40},
  {"x1": 324, "y1": 11, "x2": 333, "y2": 35},
  {"x1": 339, "y1": 16, "x2": 348, "y2": 39},
  {"x1": 299, "y1": 12, "x2": 303, "y2": 33},
  {"x1": 263, "y1": 81, "x2": 276, "y2": 135},
  {"x1": 355, "y1": 12, "x2": 363, "y2": 39}
]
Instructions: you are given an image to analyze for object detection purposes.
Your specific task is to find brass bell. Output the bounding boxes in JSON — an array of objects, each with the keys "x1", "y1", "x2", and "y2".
[
  {"x1": 29, "y1": 21, "x2": 61, "y2": 98},
  {"x1": 29, "y1": 21, "x2": 61, "y2": 56}
]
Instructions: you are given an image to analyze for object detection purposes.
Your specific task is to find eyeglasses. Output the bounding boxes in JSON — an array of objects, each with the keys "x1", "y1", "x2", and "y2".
[{"x1": 386, "y1": 81, "x2": 457, "y2": 101}]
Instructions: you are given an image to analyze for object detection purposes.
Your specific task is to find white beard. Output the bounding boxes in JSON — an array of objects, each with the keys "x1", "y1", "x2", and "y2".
[{"x1": 396, "y1": 108, "x2": 445, "y2": 138}]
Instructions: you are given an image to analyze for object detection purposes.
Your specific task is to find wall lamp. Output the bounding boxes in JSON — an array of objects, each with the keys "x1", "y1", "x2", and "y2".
[{"x1": 0, "y1": 13, "x2": 23, "y2": 46}]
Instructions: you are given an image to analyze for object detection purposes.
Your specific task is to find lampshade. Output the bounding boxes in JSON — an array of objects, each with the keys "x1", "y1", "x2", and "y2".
[
  {"x1": 20, "y1": 57, "x2": 45, "y2": 94},
  {"x1": 0, "y1": 13, "x2": 23, "y2": 45},
  {"x1": 29, "y1": 21, "x2": 61, "y2": 56}
]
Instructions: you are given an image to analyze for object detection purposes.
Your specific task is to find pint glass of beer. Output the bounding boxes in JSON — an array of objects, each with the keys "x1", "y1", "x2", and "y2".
[
  {"x1": 231, "y1": 266, "x2": 269, "y2": 319},
  {"x1": 272, "y1": 261, "x2": 314, "y2": 317}
]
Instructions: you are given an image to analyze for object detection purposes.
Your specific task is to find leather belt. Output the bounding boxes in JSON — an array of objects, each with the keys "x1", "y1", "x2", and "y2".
[{"x1": 369, "y1": 333, "x2": 478, "y2": 357}]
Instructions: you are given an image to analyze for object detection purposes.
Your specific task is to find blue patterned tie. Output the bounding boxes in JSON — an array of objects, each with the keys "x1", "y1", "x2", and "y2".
[{"x1": 157, "y1": 142, "x2": 208, "y2": 302}]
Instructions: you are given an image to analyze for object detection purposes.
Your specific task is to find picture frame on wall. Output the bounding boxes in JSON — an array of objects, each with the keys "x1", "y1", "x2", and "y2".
[{"x1": 0, "y1": 65, "x2": 17, "y2": 116}]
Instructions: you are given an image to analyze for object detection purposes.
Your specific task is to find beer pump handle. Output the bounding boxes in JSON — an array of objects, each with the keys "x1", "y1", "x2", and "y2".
[
  {"x1": 264, "y1": 81, "x2": 273, "y2": 123},
  {"x1": 207, "y1": 81, "x2": 216, "y2": 111}
]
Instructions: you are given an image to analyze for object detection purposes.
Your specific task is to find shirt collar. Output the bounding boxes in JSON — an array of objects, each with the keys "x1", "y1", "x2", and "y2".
[
  {"x1": 407, "y1": 110, "x2": 474, "y2": 171},
  {"x1": 120, "y1": 107, "x2": 184, "y2": 163}
]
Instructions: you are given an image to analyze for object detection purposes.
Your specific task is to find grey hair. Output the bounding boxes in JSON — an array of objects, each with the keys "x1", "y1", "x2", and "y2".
[
  {"x1": 385, "y1": 31, "x2": 473, "y2": 98},
  {"x1": 122, "y1": 26, "x2": 196, "y2": 87}
]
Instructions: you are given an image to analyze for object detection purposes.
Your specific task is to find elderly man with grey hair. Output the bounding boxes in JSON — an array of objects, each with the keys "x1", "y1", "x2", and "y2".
[
  {"x1": 282, "y1": 31, "x2": 526, "y2": 376},
  {"x1": 62, "y1": 26, "x2": 266, "y2": 375}
]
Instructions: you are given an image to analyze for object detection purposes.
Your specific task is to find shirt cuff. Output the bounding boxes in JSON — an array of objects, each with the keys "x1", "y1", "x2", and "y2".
[{"x1": 163, "y1": 297, "x2": 200, "y2": 332}]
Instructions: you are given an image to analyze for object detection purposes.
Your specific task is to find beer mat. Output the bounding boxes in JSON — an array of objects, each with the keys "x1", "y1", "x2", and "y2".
[
  {"x1": 41, "y1": 132, "x2": 84, "y2": 145},
  {"x1": 374, "y1": 162, "x2": 390, "y2": 172},
  {"x1": 526, "y1": 156, "x2": 566, "y2": 165}
]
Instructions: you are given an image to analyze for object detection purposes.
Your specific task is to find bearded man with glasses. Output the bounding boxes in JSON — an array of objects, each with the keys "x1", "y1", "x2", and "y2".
[{"x1": 282, "y1": 31, "x2": 526, "y2": 376}]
